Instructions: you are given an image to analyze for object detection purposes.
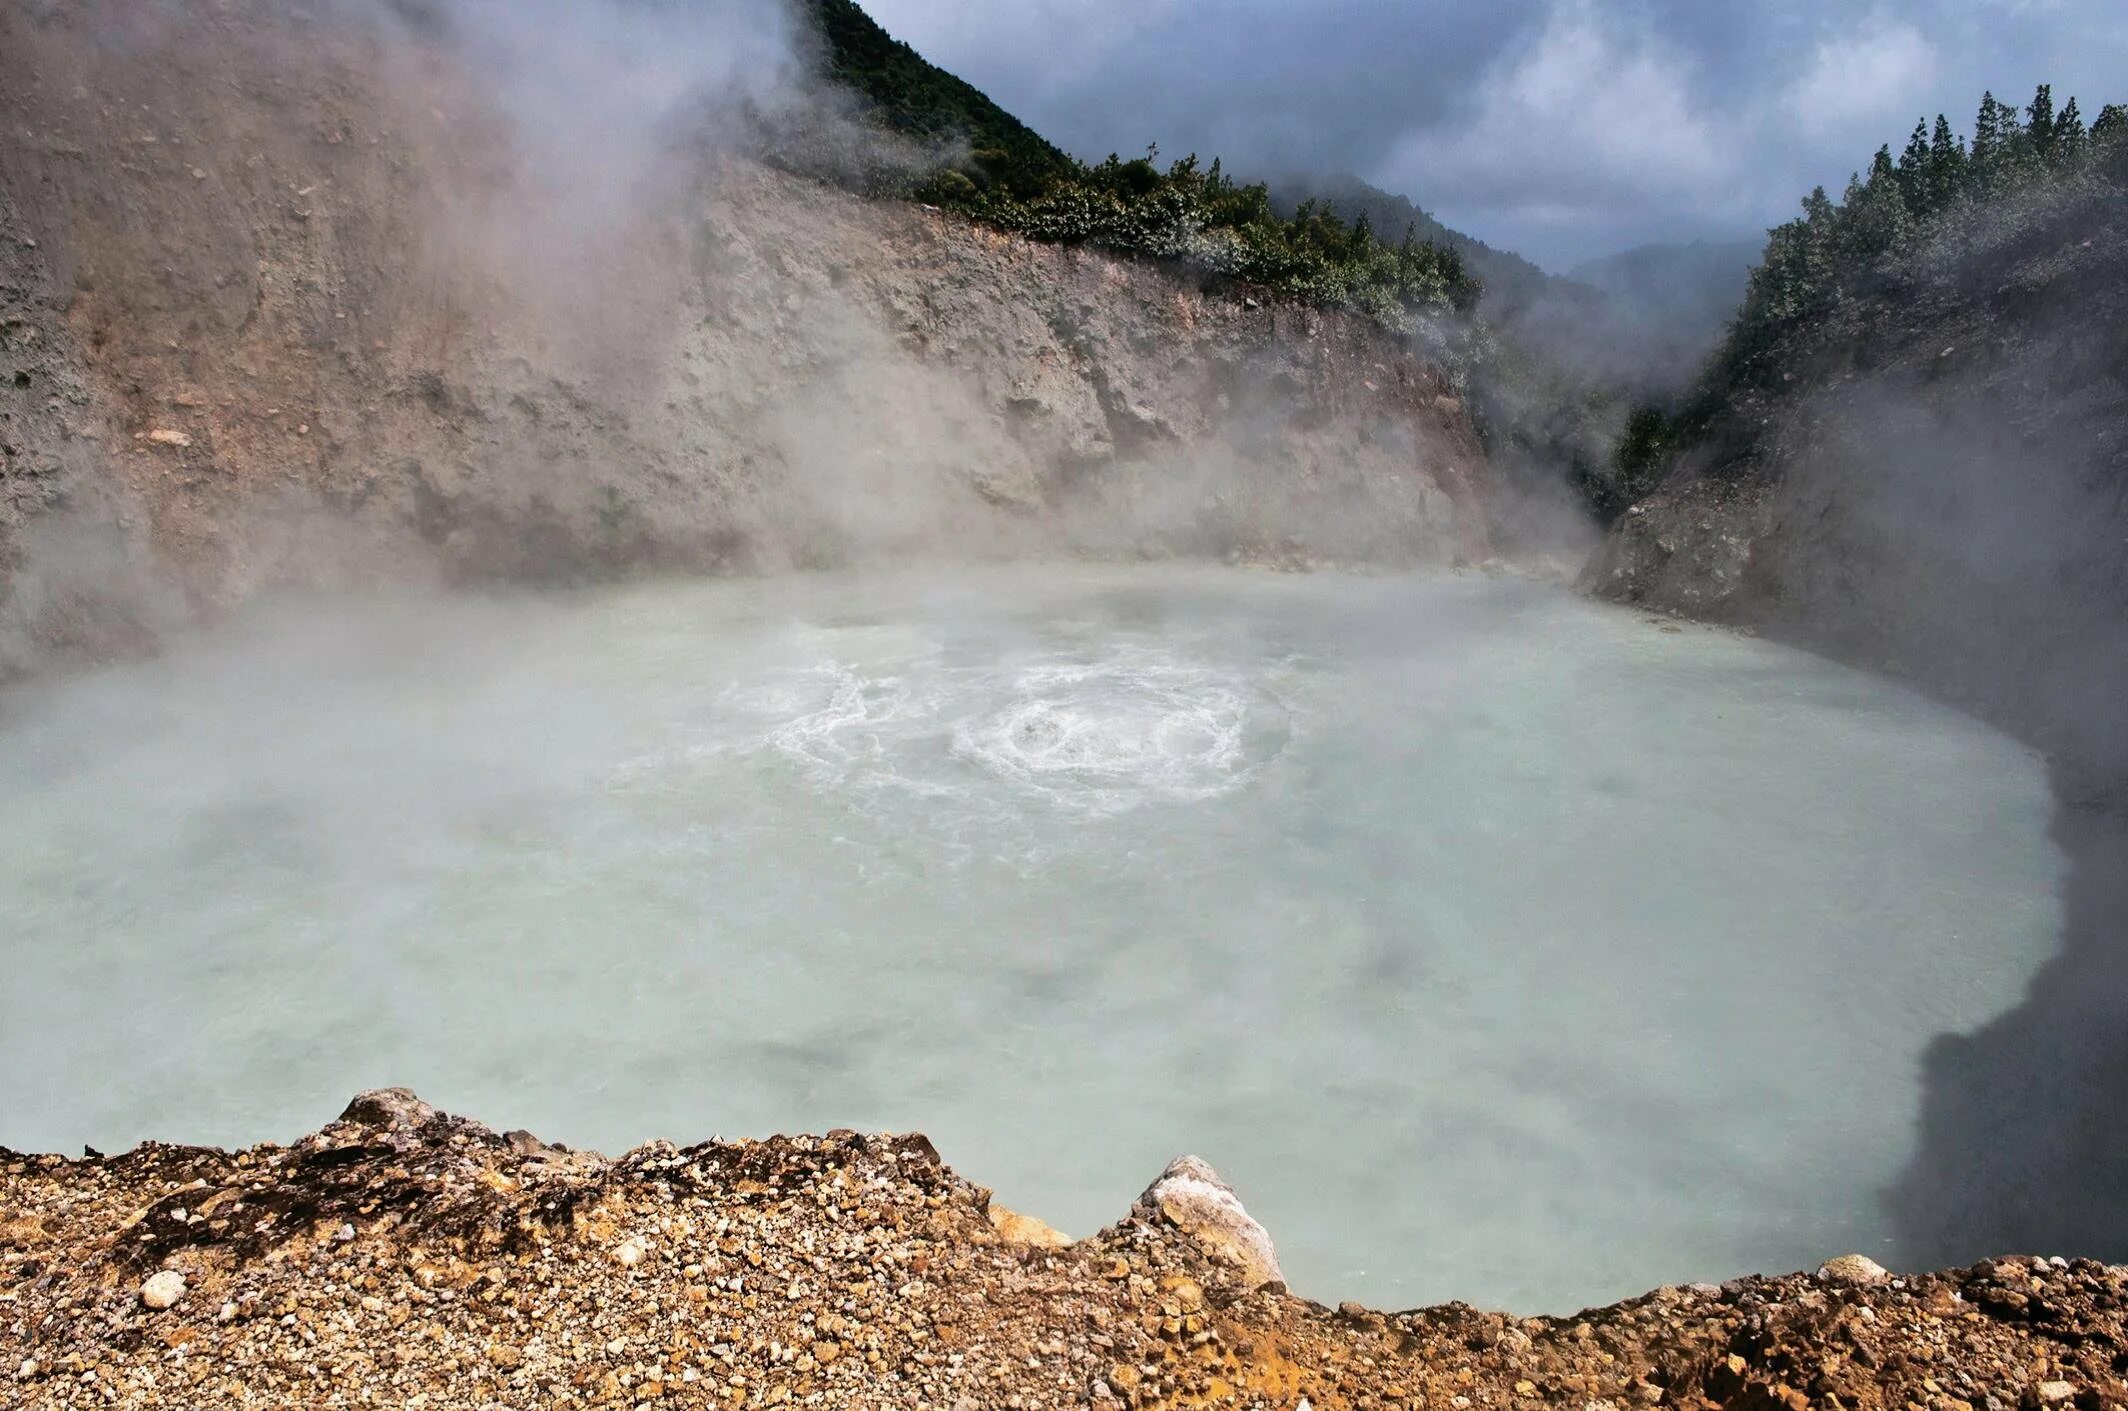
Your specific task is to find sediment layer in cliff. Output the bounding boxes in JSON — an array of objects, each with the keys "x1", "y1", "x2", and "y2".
[{"x1": 4, "y1": 1091, "x2": 2125, "y2": 1411}]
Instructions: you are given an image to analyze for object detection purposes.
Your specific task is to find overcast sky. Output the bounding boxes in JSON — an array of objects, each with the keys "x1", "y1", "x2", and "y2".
[{"x1": 858, "y1": 0, "x2": 2128, "y2": 271}]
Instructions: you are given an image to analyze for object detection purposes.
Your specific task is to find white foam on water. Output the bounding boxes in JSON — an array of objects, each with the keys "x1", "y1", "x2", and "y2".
[{"x1": 951, "y1": 652, "x2": 1285, "y2": 813}]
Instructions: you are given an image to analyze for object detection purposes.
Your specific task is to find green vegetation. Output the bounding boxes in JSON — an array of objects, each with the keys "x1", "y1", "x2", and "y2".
[
  {"x1": 1270, "y1": 172, "x2": 1558, "y2": 319},
  {"x1": 798, "y1": 0, "x2": 1478, "y2": 318},
  {"x1": 1687, "y1": 86, "x2": 2127, "y2": 437},
  {"x1": 1588, "y1": 405, "x2": 1673, "y2": 520},
  {"x1": 1576, "y1": 86, "x2": 2127, "y2": 515},
  {"x1": 930, "y1": 148, "x2": 1479, "y2": 316},
  {"x1": 802, "y1": 0, "x2": 1071, "y2": 198}
]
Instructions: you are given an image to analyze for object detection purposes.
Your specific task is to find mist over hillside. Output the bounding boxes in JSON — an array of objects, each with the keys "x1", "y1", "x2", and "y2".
[
  {"x1": 0, "y1": 0, "x2": 1508, "y2": 677},
  {"x1": 6, "y1": 4, "x2": 2128, "y2": 1392},
  {"x1": 1568, "y1": 240, "x2": 1759, "y2": 333},
  {"x1": 1566, "y1": 239, "x2": 1760, "y2": 382}
]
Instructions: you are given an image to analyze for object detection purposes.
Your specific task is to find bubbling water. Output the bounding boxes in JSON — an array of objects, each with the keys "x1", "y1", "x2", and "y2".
[
  {"x1": 0, "y1": 565, "x2": 2063, "y2": 1312},
  {"x1": 957, "y1": 654, "x2": 1284, "y2": 812},
  {"x1": 756, "y1": 650, "x2": 1284, "y2": 816}
]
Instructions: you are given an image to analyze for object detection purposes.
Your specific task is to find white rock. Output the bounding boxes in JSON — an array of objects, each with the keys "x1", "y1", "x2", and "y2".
[
  {"x1": 1140, "y1": 1155, "x2": 1284, "y2": 1288},
  {"x1": 140, "y1": 1270, "x2": 187, "y2": 1310},
  {"x1": 615, "y1": 1238, "x2": 646, "y2": 1268},
  {"x1": 1816, "y1": 1253, "x2": 1889, "y2": 1285},
  {"x1": 2037, "y1": 1382, "x2": 2076, "y2": 1405}
]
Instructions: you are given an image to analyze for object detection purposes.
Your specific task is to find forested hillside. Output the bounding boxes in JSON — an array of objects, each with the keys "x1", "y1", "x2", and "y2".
[
  {"x1": 797, "y1": 0, "x2": 1478, "y2": 321},
  {"x1": 1589, "y1": 82, "x2": 2128, "y2": 783},
  {"x1": 795, "y1": 0, "x2": 1746, "y2": 536},
  {"x1": 1688, "y1": 87, "x2": 2126, "y2": 461},
  {"x1": 1267, "y1": 172, "x2": 1557, "y2": 316},
  {"x1": 1585, "y1": 88, "x2": 2126, "y2": 518}
]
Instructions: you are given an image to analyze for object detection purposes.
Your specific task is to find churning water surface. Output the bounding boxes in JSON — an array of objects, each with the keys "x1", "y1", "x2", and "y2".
[{"x1": 0, "y1": 565, "x2": 2063, "y2": 1312}]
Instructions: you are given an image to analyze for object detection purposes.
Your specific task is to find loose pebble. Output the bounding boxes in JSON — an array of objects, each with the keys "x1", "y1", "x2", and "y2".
[
  {"x1": 139, "y1": 1270, "x2": 187, "y2": 1310},
  {"x1": 1, "y1": 1088, "x2": 2119, "y2": 1410}
]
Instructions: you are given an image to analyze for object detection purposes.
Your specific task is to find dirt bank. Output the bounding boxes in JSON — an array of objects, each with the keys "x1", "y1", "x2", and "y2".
[
  {"x1": 5, "y1": 1091, "x2": 2124, "y2": 1411},
  {"x1": 0, "y1": 0, "x2": 1490, "y2": 677}
]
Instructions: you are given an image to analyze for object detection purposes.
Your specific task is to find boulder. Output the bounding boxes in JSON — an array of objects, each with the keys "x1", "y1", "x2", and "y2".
[{"x1": 1138, "y1": 1155, "x2": 1283, "y2": 1289}]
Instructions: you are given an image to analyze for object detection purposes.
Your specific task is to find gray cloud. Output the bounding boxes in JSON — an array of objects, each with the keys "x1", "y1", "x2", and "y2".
[{"x1": 860, "y1": 0, "x2": 2128, "y2": 269}]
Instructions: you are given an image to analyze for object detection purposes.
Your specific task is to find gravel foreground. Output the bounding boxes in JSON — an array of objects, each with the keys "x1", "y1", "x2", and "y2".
[{"x1": 3, "y1": 1092, "x2": 2124, "y2": 1411}]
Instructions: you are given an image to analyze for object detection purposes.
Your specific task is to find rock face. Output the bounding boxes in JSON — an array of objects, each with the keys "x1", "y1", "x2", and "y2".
[
  {"x1": 6, "y1": 1092, "x2": 2128, "y2": 1410},
  {"x1": 0, "y1": 0, "x2": 1491, "y2": 676}
]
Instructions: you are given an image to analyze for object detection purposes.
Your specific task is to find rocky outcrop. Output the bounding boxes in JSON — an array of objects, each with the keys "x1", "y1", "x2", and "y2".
[
  {"x1": 0, "y1": 0, "x2": 1490, "y2": 675},
  {"x1": 6, "y1": 1092, "x2": 2127, "y2": 1410}
]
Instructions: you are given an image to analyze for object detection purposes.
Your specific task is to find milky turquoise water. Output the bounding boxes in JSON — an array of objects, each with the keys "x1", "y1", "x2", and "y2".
[{"x1": 0, "y1": 565, "x2": 2063, "y2": 1312}]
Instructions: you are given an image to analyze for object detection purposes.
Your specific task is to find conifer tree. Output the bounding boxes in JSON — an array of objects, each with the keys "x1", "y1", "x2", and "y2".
[
  {"x1": 1970, "y1": 92, "x2": 2005, "y2": 182},
  {"x1": 1868, "y1": 144, "x2": 1898, "y2": 190},
  {"x1": 1926, "y1": 114, "x2": 1965, "y2": 209},
  {"x1": 2027, "y1": 83, "x2": 2055, "y2": 145},
  {"x1": 1976, "y1": 90, "x2": 2045, "y2": 189},
  {"x1": 1844, "y1": 149, "x2": 1912, "y2": 258},
  {"x1": 2096, "y1": 103, "x2": 2128, "y2": 146},
  {"x1": 2054, "y1": 96, "x2": 2087, "y2": 164},
  {"x1": 1897, "y1": 120, "x2": 1930, "y2": 197}
]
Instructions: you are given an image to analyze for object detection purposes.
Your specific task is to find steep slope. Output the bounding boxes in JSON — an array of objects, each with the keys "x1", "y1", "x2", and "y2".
[
  {"x1": 1584, "y1": 146, "x2": 2127, "y2": 784},
  {"x1": 1584, "y1": 127, "x2": 2128, "y2": 1273},
  {"x1": 0, "y1": 0, "x2": 1490, "y2": 676},
  {"x1": 800, "y1": 0, "x2": 1070, "y2": 194}
]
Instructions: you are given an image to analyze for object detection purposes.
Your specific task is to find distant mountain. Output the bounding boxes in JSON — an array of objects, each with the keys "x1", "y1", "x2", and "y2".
[{"x1": 1569, "y1": 239, "x2": 1759, "y2": 348}]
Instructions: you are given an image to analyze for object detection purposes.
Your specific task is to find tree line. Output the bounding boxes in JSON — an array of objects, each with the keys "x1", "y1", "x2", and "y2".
[
  {"x1": 1594, "y1": 85, "x2": 2126, "y2": 515},
  {"x1": 1712, "y1": 86, "x2": 2125, "y2": 410},
  {"x1": 798, "y1": 0, "x2": 1479, "y2": 319},
  {"x1": 923, "y1": 147, "x2": 1480, "y2": 318}
]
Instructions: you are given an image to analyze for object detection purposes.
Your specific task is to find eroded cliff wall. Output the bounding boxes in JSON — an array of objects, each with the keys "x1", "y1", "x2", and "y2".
[{"x1": 0, "y1": 0, "x2": 1490, "y2": 675}]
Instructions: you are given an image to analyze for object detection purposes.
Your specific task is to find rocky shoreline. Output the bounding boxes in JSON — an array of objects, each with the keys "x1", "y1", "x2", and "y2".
[{"x1": 4, "y1": 1092, "x2": 2124, "y2": 1410}]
